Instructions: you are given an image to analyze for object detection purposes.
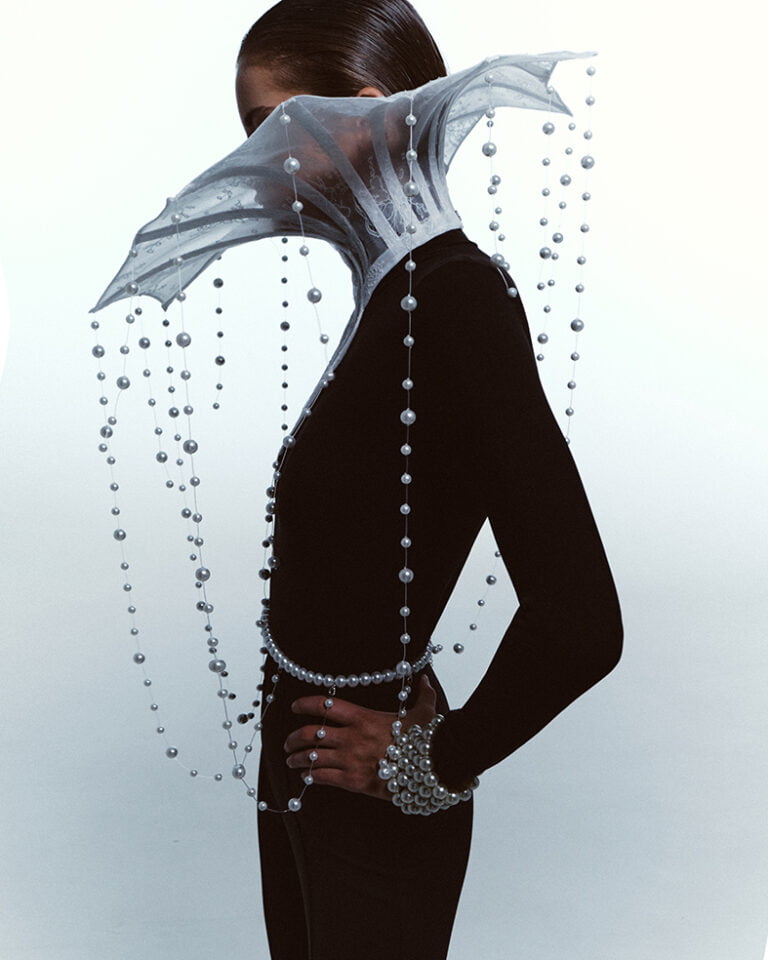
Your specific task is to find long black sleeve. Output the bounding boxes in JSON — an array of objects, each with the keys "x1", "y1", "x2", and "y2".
[{"x1": 414, "y1": 257, "x2": 623, "y2": 788}]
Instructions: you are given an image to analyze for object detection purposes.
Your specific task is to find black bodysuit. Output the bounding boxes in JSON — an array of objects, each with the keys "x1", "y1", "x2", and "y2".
[{"x1": 258, "y1": 229, "x2": 622, "y2": 960}]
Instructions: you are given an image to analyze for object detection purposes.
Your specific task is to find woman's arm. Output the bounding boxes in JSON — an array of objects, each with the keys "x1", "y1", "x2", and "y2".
[{"x1": 422, "y1": 259, "x2": 623, "y2": 789}]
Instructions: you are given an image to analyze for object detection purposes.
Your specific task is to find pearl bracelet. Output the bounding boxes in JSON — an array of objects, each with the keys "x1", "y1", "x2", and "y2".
[{"x1": 377, "y1": 714, "x2": 479, "y2": 815}]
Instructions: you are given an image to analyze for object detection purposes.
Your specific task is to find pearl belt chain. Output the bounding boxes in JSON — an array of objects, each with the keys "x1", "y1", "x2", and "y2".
[{"x1": 258, "y1": 610, "x2": 435, "y2": 689}]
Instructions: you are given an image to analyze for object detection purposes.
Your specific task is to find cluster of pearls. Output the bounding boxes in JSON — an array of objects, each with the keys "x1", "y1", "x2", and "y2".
[{"x1": 378, "y1": 715, "x2": 478, "y2": 815}]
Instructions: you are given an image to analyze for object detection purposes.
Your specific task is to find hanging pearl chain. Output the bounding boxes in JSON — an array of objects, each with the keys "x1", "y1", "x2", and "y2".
[
  {"x1": 394, "y1": 94, "x2": 422, "y2": 718},
  {"x1": 448, "y1": 64, "x2": 595, "y2": 657},
  {"x1": 535, "y1": 64, "x2": 596, "y2": 444},
  {"x1": 91, "y1": 257, "x2": 269, "y2": 786}
]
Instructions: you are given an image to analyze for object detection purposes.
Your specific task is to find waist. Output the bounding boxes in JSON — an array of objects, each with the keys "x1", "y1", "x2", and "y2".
[{"x1": 259, "y1": 608, "x2": 433, "y2": 692}]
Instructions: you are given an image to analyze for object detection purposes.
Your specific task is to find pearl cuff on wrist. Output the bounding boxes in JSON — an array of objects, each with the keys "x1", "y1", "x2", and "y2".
[{"x1": 378, "y1": 714, "x2": 478, "y2": 815}]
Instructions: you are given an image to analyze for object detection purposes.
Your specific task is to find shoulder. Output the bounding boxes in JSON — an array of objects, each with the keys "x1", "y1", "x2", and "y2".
[
  {"x1": 414, "y1": 253, "x2": 515, "y2": 309},
  {"x1": 411, "y1": 248, "x2": 531, "y2": 356}
]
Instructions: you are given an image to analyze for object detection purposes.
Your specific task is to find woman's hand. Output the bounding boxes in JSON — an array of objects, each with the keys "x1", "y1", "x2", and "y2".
[{"x1": 284, "y1": 673, "x2": 437, "y2": 800}]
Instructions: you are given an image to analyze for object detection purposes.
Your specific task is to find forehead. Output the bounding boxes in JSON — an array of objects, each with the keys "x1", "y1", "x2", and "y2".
[{"x1": 235, "y1": 64, "x2": 302, "y2": 122}]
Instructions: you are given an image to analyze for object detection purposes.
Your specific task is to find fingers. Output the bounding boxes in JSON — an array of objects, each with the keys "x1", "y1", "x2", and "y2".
[
  {"x1": 304, "y1": 765, "x2": 387, "y2": 799},
  {"x1": 286, "y1": 747, "x2": 343, "y2": 770},
  {"x1": 290, "y1": 694, "x2": 371, "y2": 725},
  {"x1": 284, "y1": 723, "x2": 341, "y2": 755}
]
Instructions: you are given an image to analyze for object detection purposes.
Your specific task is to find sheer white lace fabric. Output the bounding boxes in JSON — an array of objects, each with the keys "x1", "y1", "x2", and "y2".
[{"x1": 93, "y1": 52, "x2": 591, "y2": 370}]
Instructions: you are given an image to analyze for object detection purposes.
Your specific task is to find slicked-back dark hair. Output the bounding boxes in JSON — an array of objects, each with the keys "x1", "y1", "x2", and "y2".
[{"x1": 237, "y1": 0, "x2": 447, "y2": 98}]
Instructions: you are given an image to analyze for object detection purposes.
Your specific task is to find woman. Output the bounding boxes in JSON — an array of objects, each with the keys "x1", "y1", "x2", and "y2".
[{"x1": 241, "y1": 2, "x2": 622, "y2": 957}]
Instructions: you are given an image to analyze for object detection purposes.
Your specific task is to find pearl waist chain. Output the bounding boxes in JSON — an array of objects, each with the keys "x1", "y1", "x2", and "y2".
[{"x1": 258, "y1": 610, "x2": 434, "y2": 689}]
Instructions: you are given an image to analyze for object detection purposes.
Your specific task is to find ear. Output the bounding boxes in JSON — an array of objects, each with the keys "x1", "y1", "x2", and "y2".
[{"x1": 356, "y1": 86, "x2": 385, "y2": 98}]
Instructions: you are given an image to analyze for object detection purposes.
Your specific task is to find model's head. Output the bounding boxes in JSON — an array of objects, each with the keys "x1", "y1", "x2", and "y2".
[{"x1": 236, "y1": 0, "x2": 446, "y2": 135}]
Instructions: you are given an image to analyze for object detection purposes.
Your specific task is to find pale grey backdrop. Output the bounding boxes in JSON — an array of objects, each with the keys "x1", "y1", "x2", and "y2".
[{"x1": 1, "y1": 2, "x2": 766, "y2": 959}]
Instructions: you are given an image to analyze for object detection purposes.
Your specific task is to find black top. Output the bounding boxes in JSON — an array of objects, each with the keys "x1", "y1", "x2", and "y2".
[{"x1": 269, "y1": 229, "x2": 622, "y2": 788}]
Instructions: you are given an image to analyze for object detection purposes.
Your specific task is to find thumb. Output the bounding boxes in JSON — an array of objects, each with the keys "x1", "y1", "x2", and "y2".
[{"x1": 417, "y1": 672, "x2": 437, "y2": 708}]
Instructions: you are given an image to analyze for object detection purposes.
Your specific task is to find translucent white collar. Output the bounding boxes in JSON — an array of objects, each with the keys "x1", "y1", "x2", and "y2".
[{"x1": 93, "y1": 52, "x2": 591, "y2": 318}]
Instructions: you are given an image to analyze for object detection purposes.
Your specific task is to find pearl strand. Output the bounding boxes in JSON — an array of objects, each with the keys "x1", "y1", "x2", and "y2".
[
  {"x1": 395, "y1": 94, "x2": 421, "y2": 715},
  {"x1": 91, "y1": 271, "x2": 264, "y2": 786},
  {"x1": 534, "y1": 64, "x2": 596, "y2": 443}
]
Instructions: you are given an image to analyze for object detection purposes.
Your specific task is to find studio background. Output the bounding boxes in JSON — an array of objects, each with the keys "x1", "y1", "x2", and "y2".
[{"x1": 0, "y1": 2, "x2": 765, "y2": 959}]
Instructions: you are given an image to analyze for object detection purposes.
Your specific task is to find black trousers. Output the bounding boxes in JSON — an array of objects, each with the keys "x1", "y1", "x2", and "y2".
[{"x1": 257, "y1": 664, "x2": 473, "y2": 960}]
